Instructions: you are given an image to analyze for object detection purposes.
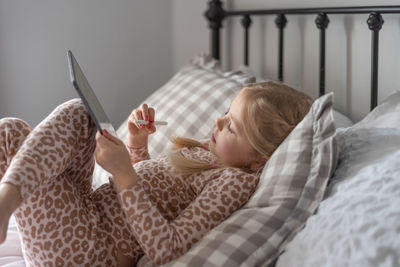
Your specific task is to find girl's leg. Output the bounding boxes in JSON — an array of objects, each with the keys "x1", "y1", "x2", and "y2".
[
  {"x1": 0, "y1": 118, "x2": 32, "y2": 243},
  {"x1": 0, "y1": 99, "x2": 109, "y2": 266},
  {"x1": 1, "y1": 99, "x2": 96, "y2": 201},
  {"x1": 0, "y1": 99, "x2": 143, "y2": 266}
]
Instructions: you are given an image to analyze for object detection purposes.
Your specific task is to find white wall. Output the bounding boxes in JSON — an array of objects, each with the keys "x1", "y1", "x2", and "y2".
[
  {"x1": 172, "y1": 1, "x2": 209, "y2": 72},
  {"x1": 173, "y1": 0, "x2": 400, "y2": 122},
  {"x1": 0, "y1": 0, "x2": 173, "y2": 127},
  {"x1": 2, "y1": 1, "x2": 399, "y2": 125}
]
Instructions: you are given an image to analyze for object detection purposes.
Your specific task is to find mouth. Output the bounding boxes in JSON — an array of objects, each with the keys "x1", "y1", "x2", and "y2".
[{"x1": 211, "y1": 133, "x2": 216, "y2": 143}]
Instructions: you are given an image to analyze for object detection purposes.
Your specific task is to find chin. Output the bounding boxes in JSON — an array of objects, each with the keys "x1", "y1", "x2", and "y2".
[
  {"x1": 208, "y1": 141, "x2": 219, "y2": 157},
  {"x1": 208, "y1": 139, "x2": 214, "y2": 150}
]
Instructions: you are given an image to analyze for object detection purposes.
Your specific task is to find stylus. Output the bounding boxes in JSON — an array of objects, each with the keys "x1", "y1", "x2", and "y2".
[{"x1": 136, "y1": 120, "x2": 168, "y2": 126}]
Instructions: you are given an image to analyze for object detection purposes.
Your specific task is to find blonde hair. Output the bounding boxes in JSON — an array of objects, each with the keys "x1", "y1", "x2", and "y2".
[{"x1": 169, "y1": 81, "x2": 313, "y2": 175}]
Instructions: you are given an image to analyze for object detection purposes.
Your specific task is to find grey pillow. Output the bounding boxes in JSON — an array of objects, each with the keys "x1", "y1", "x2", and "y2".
[
  {"x1": 92, "y1": 53, "x2": 255, "y2": 189},
  {"x1": 138, "y1": 92, "x2": 336, "y2": 266}
]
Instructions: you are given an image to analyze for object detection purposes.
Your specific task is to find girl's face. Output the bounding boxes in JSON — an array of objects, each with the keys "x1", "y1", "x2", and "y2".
[{"x1": 209, "y1": 90, "x2": 260, "y2": 169}]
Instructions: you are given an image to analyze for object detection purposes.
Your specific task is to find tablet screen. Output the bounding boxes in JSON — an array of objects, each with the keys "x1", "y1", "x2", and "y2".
[{"x1": 67, "y1": 50, "x2": 117, "y2": 136}]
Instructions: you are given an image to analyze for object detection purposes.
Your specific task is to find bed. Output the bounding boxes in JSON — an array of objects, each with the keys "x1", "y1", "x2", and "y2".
[{"x1": 1, "y1": 1, "x2": 400, "y2": 266}]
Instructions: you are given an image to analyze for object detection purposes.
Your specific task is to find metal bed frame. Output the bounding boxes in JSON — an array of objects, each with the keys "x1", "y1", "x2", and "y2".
[{"x1": 204, "y1": 0, "x2": 400, "y2": 110}]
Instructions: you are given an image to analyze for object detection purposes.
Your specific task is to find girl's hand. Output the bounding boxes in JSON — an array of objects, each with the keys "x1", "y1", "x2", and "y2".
[
  {"x1": 127, "y1": 103, "x2": 156, "y2": 148},
  {"x1": 95, "y1": 130, "x2": 134, "y2": 177}
]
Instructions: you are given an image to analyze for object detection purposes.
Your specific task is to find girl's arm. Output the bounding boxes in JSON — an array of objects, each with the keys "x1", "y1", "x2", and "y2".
[
  {"x1": 95, "y1": 130, "x2": 140, "y2": 192},
  {"x1": 126, "y1": 144, "x2": 150, "y2": 164},
  {"x1": 117, "y1": 168, "x2": 259, "y2": 265},
  {"x1": 126, "y1": 103, "x2": 156, "y2": 163}
]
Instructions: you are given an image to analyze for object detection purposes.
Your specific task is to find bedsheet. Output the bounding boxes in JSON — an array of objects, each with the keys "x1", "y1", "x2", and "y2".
[{"x1": 0, "y1": 215, "x2": 25, "y2": 267}]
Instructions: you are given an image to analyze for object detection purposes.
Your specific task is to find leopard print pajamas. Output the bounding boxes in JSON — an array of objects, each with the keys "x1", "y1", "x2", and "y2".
[{"x1": 0, "y1": 98, "x2": 259, "y2": 266}]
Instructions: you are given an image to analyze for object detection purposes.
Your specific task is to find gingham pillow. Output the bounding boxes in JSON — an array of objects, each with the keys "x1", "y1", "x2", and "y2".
[
  {"x1": 92, "y1": 53, "x2": 255, "y2": 188},
  {"x1": 149, "y1": 92, "x2": 336, "y2": 267}
]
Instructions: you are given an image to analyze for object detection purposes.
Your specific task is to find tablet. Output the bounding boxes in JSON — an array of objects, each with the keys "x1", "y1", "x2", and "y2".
[{"x1": 67, "y1": 50, "x2": 118, "y2": 137}]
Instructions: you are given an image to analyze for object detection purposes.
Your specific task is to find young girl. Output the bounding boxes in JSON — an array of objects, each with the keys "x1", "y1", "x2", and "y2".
[{"x1": 0, "y1": 81, "x2": 312, "y2": 266}]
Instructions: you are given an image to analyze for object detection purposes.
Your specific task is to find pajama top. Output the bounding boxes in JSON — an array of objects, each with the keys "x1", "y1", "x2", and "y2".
[{"x1": 120, "y1": 142, "x2": 260, "y2": 265}]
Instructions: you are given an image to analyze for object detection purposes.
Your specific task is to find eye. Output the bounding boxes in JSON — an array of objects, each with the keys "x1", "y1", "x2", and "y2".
[
  {"x1": 227, "y1": 122, "x2": 234, "y2": 134},
  {"x1": 224, "y1": 107, "x2": 230, "y2": 115}
]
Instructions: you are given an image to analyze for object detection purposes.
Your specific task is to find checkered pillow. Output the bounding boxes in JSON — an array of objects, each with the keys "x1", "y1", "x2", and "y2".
[
  {"x1": 152, "y1": 93, "x2": 337, "y2": 267},
  {"x1": 92, "y1": 54, "x2": 255, "y2": 188}
]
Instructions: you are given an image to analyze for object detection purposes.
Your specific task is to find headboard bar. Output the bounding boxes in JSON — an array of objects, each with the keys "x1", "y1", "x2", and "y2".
[
  {"x1": 315, "y1": 13, "x2": 329, "y2": 98},
  {"x1": 275, "y1": 14, "x2": 287, "y2": 82},
  {"x1": 204, "y1": 0, "x2": 224, "y2": 61},
  {"x1": 224, "y1": 6, "x2": 400, "y2": 16},
  {"x1": 205, "y1": 0, "x2": 400, "y2": 110},
  {"x1": 368, "y1": 12, "x2": 384, "y2": 110},
  {"x1": 241, "y1": 15, "x2": 252, "y2": 66}
]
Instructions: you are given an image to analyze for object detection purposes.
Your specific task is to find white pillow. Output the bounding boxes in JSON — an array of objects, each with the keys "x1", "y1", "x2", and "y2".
[
  {"x1": 353, "y1": 90, "x2": 400, "y2": 129},
  {"x1": 332, "y1": 110, "x2": 353, "y2": 128},
  {"x1": 92, "y1": 54, "x2": 255, "y2": 189},
  {"x1": 276, "y1": 89, "x2": 400, "y2": 267}
]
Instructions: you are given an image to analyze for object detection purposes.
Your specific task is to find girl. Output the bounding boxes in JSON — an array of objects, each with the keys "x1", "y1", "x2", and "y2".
[{"x1": 0, "y1": 81, "x2": 312, "y2": 266}]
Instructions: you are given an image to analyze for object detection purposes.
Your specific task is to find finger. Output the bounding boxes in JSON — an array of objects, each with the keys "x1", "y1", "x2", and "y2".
[
  {"x1": 148, "y1": 108, "x2": 155, "y2": 124},
  {"x1": 95, "y1": 132, "x2": 114, "y2": 163},
  {"x1": 144, "y1": 108, "x2": 155, "y2": 133},
  {"x1": 128, "y1": 109, "x2": 142, "y2": 130},
  {"x1": 95, "y1": 132, "x2": 109, "y2": 156},
  {"x1": 102, "y1": 130, "x2": 123, "y2": 145},
  {"x1": 95, "y1": 131, "x2": 103, "y2": 143},
  {"x1": 128, "y1": 118, "x2": 139, "y2": 135},
  {"x1": 128, "y1": 111, "x2": 139, "y2": 132},
  {"x1": 141, "y1": 103, "x2": 149, "y2": 122},
  {"x1": 148, "y1": 125, "x2": 156, "y2": 134},
  {"x1": 134, "y1": 109, "x2": 144, "y2": 128},
  {"x1": 96, "y1": 130, "x2": 112, "y2": 146}
]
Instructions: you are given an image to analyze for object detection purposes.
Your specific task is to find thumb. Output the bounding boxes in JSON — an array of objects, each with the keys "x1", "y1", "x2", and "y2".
[{"x1": 102, "y1": 130, "x2": 122, "y2": 145}]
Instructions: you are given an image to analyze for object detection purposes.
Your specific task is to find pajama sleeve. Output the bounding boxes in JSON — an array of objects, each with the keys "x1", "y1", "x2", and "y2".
[
  {"x1": 126, "y1": 145, "x2": 150, "y2": 164},
  {"x1": 117, "y1": 168, "x2": 259, "y2": 265}
]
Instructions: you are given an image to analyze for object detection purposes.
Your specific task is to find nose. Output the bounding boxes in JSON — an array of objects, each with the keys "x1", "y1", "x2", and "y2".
[{"x1": 215, "y1": 116, "x2": 224, "y2": 131}]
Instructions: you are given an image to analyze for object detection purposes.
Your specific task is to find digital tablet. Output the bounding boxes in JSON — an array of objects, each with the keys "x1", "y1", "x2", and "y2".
[{"x1": 67, "y1": 50, "x2": 118, "y2": 137}]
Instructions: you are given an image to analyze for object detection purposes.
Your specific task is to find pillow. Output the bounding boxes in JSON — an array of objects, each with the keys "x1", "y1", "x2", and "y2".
[
  {"x1": 238, "y1": 64, "x2": 269, "y2": 82},
  {"x1": 92, "y1": 53, "x2": 255, "y2": 189},
  {"x1": 332, "y1": 110, "x2": 353, "y2": 128},
  {"x1": 136, "y1": 92, "x2": 335, "y2": 266},
  {"x1": 275, "y1": 90, "x2": 400, "y2": 267},
  {"x1": 353, "y1": 89, "x2": 400, "y2": 129},
  {"x1": 277, "y1": 128, "x2": 400, "y2": 267}
]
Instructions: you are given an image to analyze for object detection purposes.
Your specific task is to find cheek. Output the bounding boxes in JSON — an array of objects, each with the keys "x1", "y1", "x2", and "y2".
[{"x1": 216, "y1": 138, "x2": 237, "y2": 161}]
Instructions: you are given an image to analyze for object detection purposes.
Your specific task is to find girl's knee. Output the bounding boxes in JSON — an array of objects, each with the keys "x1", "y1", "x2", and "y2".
[
  {"x1": 52, "y1": 98, "x2": 95, "y2": 134},
  {"x1": 0, "y1": 118, "x2": 32, "y2": 134},
  {"x1": 57, "y1": 98, "x2": 85, "y2": 111},
  {"x1": 53, "y1": 98, "x2": 89, "y2": 119}
]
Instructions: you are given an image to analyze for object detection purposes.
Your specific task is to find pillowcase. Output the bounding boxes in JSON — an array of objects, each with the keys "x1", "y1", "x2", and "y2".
[
  {"x1": 332, "y1": 110, "x2": 353, "y2": 128},
  {"x1": 353, "y1": 89, "x2": 400, "y2": 129},
  {"x1": 138, "y1": 92, "x2": 335, "y2": 266},
  {"x1": 277, "y1": 127, "x2": 400, "y2": 267},
  {"x1": 92, "y1": 53, "x2": 255, "y2": 189},
  {"x1": 276, "y1": 89, "x2": 400, "y2": 267}
]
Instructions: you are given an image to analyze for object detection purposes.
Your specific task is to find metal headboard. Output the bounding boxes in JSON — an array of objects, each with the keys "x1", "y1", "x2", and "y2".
[{"x1": 204, "y1": 0, "x2": 400, "y2": 110}]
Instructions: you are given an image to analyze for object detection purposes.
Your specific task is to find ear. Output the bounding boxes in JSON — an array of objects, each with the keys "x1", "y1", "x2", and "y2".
[{"x1": 249, "y1": 155, "x2": 268, "y2": 172}]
